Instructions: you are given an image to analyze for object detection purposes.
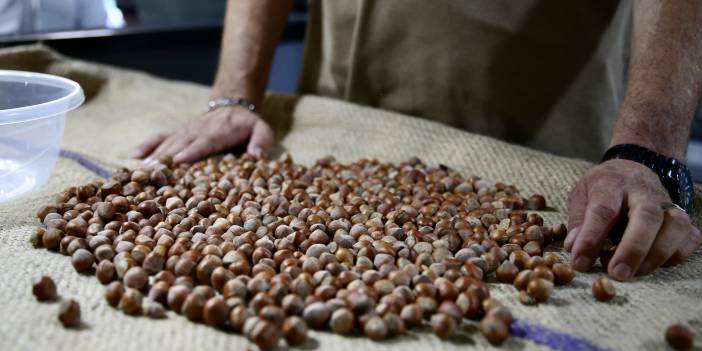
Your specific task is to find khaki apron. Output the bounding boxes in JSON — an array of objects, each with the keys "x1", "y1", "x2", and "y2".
[{"x1": 298, "y1": 0, "x2": 632, "y2": 162}]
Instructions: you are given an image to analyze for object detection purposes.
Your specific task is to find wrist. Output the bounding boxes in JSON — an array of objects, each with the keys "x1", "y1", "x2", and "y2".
[
  {"x1": 601, "y1": 143, "x2": 694, "y2": 213},
  {"x1": 210, "y1": 79, "x2": 264, "y2": 108},
  {"x1": 611, "y1": 100, "x2": 693, "y2": 160}
]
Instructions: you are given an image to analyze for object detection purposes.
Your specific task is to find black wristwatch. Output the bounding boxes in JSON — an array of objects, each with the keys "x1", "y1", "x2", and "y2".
[{"x1": 601, "y1": 144, "x2": 694, "y2": 214}]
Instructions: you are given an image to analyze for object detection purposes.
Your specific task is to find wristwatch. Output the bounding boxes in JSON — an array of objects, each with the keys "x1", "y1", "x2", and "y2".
[{"x1": 601, "y1": 144, "x2": 694, "y2": 214}]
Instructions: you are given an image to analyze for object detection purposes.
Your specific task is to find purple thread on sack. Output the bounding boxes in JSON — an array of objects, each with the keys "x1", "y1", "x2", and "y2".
[
  {"x1": 511, "y1": 319, "x2": 610, "y2": 351},
  {"x1": 59, "y1": 149, "x2": 112, "y2": 179}
]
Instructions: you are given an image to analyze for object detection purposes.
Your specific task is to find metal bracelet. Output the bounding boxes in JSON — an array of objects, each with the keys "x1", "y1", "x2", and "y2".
[{"x1": 205, "y1": 97, "x2": 257, "y2": 113}]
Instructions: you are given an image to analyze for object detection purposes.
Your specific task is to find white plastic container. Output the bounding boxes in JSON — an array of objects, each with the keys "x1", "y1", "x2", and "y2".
[{"x1": 0, "y1": 70, "x2": 84, "y2": 202}]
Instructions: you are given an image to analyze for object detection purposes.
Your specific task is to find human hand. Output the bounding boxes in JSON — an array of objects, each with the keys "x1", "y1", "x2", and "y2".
[
  {"x1": 132, "y1": 107, "x2": 274, "y2": 164},
  {"x1": 565, "y1": 159, "x2": 701, "y2": 281}
]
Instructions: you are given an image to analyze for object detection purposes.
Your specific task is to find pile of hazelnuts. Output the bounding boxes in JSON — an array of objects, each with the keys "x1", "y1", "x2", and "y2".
[{"x1": 27, "y1": 153, "x2": 695, "y2": 350}]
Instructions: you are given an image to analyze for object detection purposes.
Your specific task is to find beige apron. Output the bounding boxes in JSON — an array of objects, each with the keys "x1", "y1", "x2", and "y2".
[{"x1": 298, "y1": 0, "x2": 632, "y2": 162}]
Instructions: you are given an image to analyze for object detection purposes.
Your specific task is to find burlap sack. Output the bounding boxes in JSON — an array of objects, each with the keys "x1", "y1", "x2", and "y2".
[{"x1": 0, "y1": 45, "x2": 699, "y2": 351}]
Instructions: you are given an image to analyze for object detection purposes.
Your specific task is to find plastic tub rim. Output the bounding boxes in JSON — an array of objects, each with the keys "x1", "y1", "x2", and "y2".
[{"x1": 0, "y1": 69, "x2": 85, "y2": 125}]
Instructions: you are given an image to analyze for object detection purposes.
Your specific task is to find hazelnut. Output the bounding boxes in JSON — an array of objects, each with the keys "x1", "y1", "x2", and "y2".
[
  {"x1": 514, "y1": 270, "x2": 535, "y2": 291},
  {"x1": 42, "y1": 228, "x2": 62, "y2": 251},
  {"x1": 431, "y1": 312, "x2": 456, "y2": 339},
  {"x1": 302, "y1": 302, "x2": 331, "y2": 329},
  {"x1": 400, "y1": 303, "x2": 423, "y2": 328},
  {"x1": 229, "y1": 305, "x2": 251, "y2": 332},
  {"x1": 71, "y1": 248, "x2": 94, "y2": 273},
  {"x1": 496, "y1": 261, "x2": 519, "y2": 284},
  {"x1": 96, "y1": 260, "x2": 115, "y2": 284},
  {"x1": 32, "y1": 276, "x2": 57, "y2": 301},
  {"x1": 58, "y1": 298, "x2": 81, "y2": 328},
  {"x1": 533, "y1": 266, "x2": 554, "y2": 283},
  {"x1": 592, "y1": 277, "x2": 616, "y2": 302},
  {"x1": 480, "y1": 316, "x2": 508, "y2": 345},
  {"x1": 526, "y1": 278, "x2": 552, "y2": 303},
  {"x1": 124, "y1": 266, "x2": 148, "y2": 290},
  {"x1": 283, "y1": 316, "x2": 308, "y2": 346},
  {"x1": 203, "y1": 296, "x2": 228, "y2": 327},
  {"x1": 552, "y1": 263, "x2": 575, "y2": 285},
  {"x1": 364, "y1": 316, "x2": 388, "y2": 340},
  {"x1": 182, "y1": 292, "x2": 206, "y2": 321},
  {"x1": 665, "y1": 324, "x2": 694, "y2": 350},
  {"x1": 167, "y1": 285, "x2": 191, "y2": 312},
  {"x1": 249, "y1": 319, "x2": 280, "y2": 350},
  {"x1": 487, "y1": 306, "x2": 513, "y2": 327},
  {"x1": 260, "y1": 305, "x2": 286, "y2": 328},
  {"x1": 119, "y1": 288, "x2": 143, "y2": 315},
  {"x1": 329, "y1": 307, "x2": 355, "y2": 334},
  {"x1": 145, "y1": 301, "x2": 167, "y2": 319},
  {"x1": 105, "y1": 281, "x2": 124, "y2": 307},
  {"x1": 527, "y1": 194, "x2": 546, "y2": 210}
]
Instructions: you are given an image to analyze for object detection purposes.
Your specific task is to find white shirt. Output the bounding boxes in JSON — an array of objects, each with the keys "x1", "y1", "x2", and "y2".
[{"x1": 0, "y1": 0, "x2": 109, "y2": 35}]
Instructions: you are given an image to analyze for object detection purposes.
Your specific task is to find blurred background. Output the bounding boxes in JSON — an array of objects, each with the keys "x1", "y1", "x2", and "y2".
[{"x1": 0, "y1": 0, "x2": 700, "y2": 181}]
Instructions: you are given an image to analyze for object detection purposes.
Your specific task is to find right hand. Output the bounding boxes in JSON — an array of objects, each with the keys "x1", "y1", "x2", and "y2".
[{"x1": 132, "y1": 106, "x2": 274, "y2": 164}]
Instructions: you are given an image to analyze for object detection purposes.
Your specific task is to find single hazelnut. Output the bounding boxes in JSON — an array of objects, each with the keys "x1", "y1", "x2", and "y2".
[
  {"x1": 32, "y1": 276, "x2": 57, "y2": 301},
  {"x1": 71, "y1": 248, "x2": 94, "y2": 273},
  {"x1": 552, "y1": 263, "x2": 575, "y2": 285},
  {"x1": 119, "y1": 288, "x2": 143, "y2": 315},
  {"x1": 364, "y1": 316, "x2": 388, "y2": 341},
  {"x1": 329, "y1": 307, "x2": 355, "y2": 334},
  {"x1": 592, "y1": 277, "x2": 616, "y2": 302},
  {"x1": 203, "y1": 296, "x2": 228, "y2": 327},
  {"x1": 105, "y1": 281, "x2": 124, "y2": 307},
  {"x1": 480, "y1": 316, "x2": 509, "y2": 345},
  {"x1": 665, "y1": 324, "x2": 694, "y2": 350},
  {"x1": 58, "y1": 298, "x2": 81, "y2": 328},
  {"x1": 526, "y1": 278, "x2": 552, "y2": 303},
  {"x1": 181, "y1": 292, "x2": 206, "y2": 321},
  {"x1": 283, "y1": 316, "x2": 308, "y2": 346},
  {"x1": 249, "y1": 319, "x2": 280, "y2": 350},
  {"x1": 431, "y1": 313, "x2": 456, "y2": 339}
]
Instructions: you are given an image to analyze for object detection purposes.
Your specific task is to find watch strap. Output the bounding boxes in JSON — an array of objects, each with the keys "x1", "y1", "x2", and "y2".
[{"x1": 601, "y1": 144, "x2": 693, "y2": 213}]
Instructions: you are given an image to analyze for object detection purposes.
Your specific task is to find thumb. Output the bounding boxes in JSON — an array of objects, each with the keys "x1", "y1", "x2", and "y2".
[{"x1": 246, "y1": 120, "x2": 274, "y2": 157}]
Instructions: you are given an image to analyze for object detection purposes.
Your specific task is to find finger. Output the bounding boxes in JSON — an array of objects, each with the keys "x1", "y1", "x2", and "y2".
[
  {"x1": 564, "y1": 226, "x2": 579, "y2": 252},
  {"x1": 636, "y1": 209, "x2": 690, "y2": 276},
  {"x1": 160, "y1": 134, "x2": 197, "y2": 164},
  {"x1": 148, "y1": 134, "x2": 187, "y2": 164},
  {"x1": 246, "y1": 120, "x2": 274, "y2": 157},
  {"x1": 565, "y1": 181, "x2": 588, "y2": 252},
  {"x1": 132, "y1": 132, "x2": 168, "y2": 159},
  {"x1": 607, "y1": 201, "x2": 664, "y2": 281},
  {"x1": 173, "y1": 136, "x2": 218, "y2": 164},
  {"x1": 664, "y1": 225, "x2": 702, "y2": 266},
  {"x1": 570, "y1": 186, "x2": 624, "y2": 272}
]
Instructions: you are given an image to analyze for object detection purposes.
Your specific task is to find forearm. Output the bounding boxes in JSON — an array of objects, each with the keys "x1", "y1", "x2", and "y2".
[
  {"x1": 610, "y1": 0, "x2": 702, "y2": 160},
  {"x1": 210, "y1": 0, "x2": 294, "y2": 107}
]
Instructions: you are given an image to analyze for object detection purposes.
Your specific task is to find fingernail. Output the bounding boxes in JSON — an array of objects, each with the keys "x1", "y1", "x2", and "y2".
[
  {"x1": 637, "y1": 262, "x2": 653, "y2": 276},
  {"x1": 573, "y1": 256, "x2": 592, "y2": 272},
  {"x1": 612, "y1": 263, "x2": 632, "y2": 281},
  {"x1": 140, "y1": 157, "x2": 153, "y2": 166}
]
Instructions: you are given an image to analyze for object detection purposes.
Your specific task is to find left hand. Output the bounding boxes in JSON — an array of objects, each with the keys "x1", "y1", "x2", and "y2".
[{"x1": 565, "y1": 159, "x2": 701, "y2": 281}]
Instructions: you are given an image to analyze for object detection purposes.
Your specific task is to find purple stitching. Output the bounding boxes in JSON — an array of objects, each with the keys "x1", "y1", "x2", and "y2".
[
  {"x1": 511, "y1": 319, "x2": 610, "y2": 351},
  {"x1": 59, "y1": 149, "x2": 112, "y2": 179}
]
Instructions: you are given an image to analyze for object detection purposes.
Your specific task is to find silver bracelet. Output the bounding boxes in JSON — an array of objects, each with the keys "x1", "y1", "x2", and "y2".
[{"x1": 205, "y1": 97, "x2": 257, "y2": 113}]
